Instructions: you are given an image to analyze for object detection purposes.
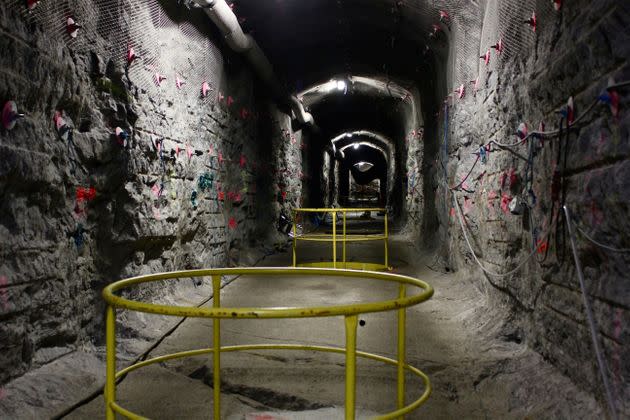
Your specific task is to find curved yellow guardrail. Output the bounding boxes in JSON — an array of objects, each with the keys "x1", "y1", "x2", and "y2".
[
  {"x1": 292, "y1": 208, "x2": 389, "y2": 271},
  {"x1": 103, "y1": 267, "x2": 434, "y2": 420}
]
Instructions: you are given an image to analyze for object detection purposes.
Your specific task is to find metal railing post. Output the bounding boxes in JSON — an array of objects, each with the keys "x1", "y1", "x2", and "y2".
[
  {"x1": 397, "y1": 284, "x2": 407, "y2": 418},
  {"x1": 212, "y1": 275, "x2": 222, "y2": 420},
  {"x1": 292, "y1": 210, "x2": 297, "y2": 267},
  {"x1": 105, "y1": 305, "x2": 116, "y2": 420},
  {"x1": 345, "y1": 315, "x2": 358, "y2": 420},
  {"x1": 343, "y1": 210, "x2": 347, "y2": 268},
  {"x1": 384, "y1": 212, "x2": 389, "y2": 268},
  {"x1": 332, "y1": 211, "x2": 337, "y2": 269}
]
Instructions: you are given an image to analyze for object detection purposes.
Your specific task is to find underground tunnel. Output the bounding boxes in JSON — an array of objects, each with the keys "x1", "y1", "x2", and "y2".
[{"x1": 0, "y1": 0, "x2": 629, "y2": 418}]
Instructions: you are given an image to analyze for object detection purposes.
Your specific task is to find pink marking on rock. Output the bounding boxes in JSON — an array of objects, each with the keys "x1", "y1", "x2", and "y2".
[
  {"x1": 463, "y1": 197, "x2": 473, "y2": 215},
  {"x1": 53, "y1": 111, "x2": 66, "y2": 130},
  {"x1": 480, "y1": 50, "x2": 490, "y2": 66},
  {"x1": 500, "y1": 193, "x2": 511, "y2": 214},
  {"x1": 151, "y1": 184, "x2": 160, "y2": 198},
  {"x1": 201, "y1": 81, "x2": 211, "y2": 98}
]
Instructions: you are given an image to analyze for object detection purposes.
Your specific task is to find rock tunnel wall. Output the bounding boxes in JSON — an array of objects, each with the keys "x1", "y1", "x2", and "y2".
[
  {"x1": 435, "y1": 0, "x2": 629, "y2": 414},
  {"x1": 0, "y1": 0, "x2": 301, "y2": 385}
]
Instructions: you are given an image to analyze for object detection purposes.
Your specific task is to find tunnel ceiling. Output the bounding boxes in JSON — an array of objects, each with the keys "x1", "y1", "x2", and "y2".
[
  {"x1": 232, "y1": 0, "x2": 474, "y2": 90},
  {"x1": 309, "y1": 93, "x2": 408, "y2": 146}
]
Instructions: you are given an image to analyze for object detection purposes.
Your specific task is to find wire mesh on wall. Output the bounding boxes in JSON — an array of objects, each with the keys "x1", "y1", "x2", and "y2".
[
  {"x1": 6, "y1": 0, "x2": 224, "y2": 106},
  {"x1": 400, "y1": 0, "x2": 560, "y2": 92}
]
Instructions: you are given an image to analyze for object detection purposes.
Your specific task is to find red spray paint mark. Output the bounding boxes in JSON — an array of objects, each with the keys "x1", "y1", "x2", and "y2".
[
  {"x1": 76, "y1": 187, "x2": 96, "y2": 202},
  {"x1": 508, "y1": 168, "x2": 518, "y2": 187},
  {"x1": 449, "y1": 207, "x2": 456, "y2": 219},
  {"x1": 218, "y1": 153, "x2": 224, "y2": 165},
  {"x1": 228, "y1": 217, "x2": 238, "y2": 229},
  {"x1": 218, "y1": 191, "x2": 225, "y2": 201},
  {"x1": 226, "y1": 96, "x2": 234, "y2": 107},
  {"x1": 524, "y1": 11, "x2": 537, "y2": 32},
  {"x1": 240, "y1": 155, "x2": 247, "y2": 168},
  {"x1": 536, "y1": 239, "x2": 548, "y2": 254},
  {"x1": 247, "y1": 414, "x2": 287, "y2": 420},
  {"x1": 500, "y1": 193, "x2": 511, "y2": 214},
  {"x1": 0, "y1": 276, "x2": 9, "y2": 311},
  {"x1": 186, "y1": 143, "x2": 192, "y2": 160}
]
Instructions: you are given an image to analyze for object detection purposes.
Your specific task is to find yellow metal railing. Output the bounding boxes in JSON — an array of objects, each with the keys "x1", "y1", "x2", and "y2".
[
  {"x1": 292, "y1": 208, "x2": 389, "y2": 271},
  {"x1": 103, "y1": 267, "x2": 434, "y2": 420}
]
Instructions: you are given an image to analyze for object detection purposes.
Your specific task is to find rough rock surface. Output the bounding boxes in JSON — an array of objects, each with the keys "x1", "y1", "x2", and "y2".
[
  {"x1": 0, "y1": 0, "x2": 300, "y2": 392},
  {"x1": 430, "y1": 0, "x2": 630, "y2": 416}
]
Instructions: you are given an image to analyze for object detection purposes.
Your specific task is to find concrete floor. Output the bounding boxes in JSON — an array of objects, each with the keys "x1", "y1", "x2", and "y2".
[{"x1": 66, "y1": 232, "x2": 603, "y2": 419}]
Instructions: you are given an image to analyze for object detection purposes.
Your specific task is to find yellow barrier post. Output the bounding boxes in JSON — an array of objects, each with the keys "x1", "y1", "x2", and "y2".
[
  {"x1": 332, "y1": 211, "x2": 337, "y2": 269},
  {"x1": 212, "y1": 275, "x2": 222, "y2": 420},
  {"x1": 397, "y1": 284, "x2": 407, "y2": 419},
  {"x1": 345, "y1": 315, "x2": 358, "y2": 420},
  {"x1": 384, "y1": 213, "x2": 389, "y2": 269},
  {"x1": 101, "y1": 267, "x2": 434, "y2": 419},
  {"x1": 105, "y1": 305, "x2": 116, "y2": 420},
  {"x1": 343, "y1": 210, "x2": 347, "y2": 268},
  {"x1": 292, "y1": 210, "x2": 297, "y2": 267}
]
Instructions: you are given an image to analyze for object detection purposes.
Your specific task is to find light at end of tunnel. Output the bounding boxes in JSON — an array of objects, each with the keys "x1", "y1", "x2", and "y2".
[
  {"x1": 354, "y1": 161, "x2": 374, "y2": 172},
  {"x1": 336, "y1": 80, "x2": 347, "y2": 91}
]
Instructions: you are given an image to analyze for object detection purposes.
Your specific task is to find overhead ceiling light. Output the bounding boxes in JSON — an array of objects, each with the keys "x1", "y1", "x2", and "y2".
[
  {"x1": 336, "y1": 80, "x2": 347, "y2": 91},
  {"x1": 354, "y1": 162, "x2": 374, "y2": 172},
  {"x1": 346, "y1": 133, "x2": 353, "y2": 138},
  {"x1": 353, "y1": 143, "x2": 360, "y2": 150}
]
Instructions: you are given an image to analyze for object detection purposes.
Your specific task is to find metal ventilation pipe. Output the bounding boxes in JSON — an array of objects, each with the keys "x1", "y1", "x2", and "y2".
[{"x1": 192, "y1": 0, "x2": 314, "y2": 127}]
